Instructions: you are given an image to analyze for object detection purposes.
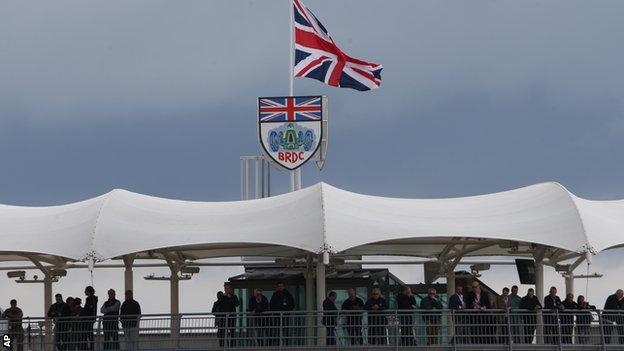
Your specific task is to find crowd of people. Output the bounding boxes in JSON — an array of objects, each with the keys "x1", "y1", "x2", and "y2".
[
  {"x1": 211, "y1": 282, "x2": 295, "y2": 347},
  {"x1": 209, "y1": 281, "x2": 624, "y2": 347},
  {"x1": 44, "y1": 286, "x2": 141, "y2": 351},
  {"x1": 2, "y1": 282, "x2": 623, "y2": 349},
  {"x1": 445, "y1": 284, "x2": 624, "y2": 346}
]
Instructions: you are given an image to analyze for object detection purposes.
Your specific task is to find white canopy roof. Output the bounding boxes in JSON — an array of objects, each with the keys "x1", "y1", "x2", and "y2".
[{"x1": 0, "y1": 182, "x2": 622, "y2": 263}]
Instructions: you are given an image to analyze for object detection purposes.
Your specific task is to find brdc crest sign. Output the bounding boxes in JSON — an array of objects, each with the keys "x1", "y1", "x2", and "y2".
[{"x1": 258, "y1": 96, "x2": 328, "y2": 171}]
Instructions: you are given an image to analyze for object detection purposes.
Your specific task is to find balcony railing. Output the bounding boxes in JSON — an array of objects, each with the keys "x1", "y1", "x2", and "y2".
[{"x1": 1, "y1": 309, "x2": 623, "y2": 350}]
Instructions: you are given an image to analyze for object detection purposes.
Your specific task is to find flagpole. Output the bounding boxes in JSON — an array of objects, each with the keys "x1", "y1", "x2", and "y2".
[{"x1": 289, "y1": 0, "x2": 302, "y2": 192}]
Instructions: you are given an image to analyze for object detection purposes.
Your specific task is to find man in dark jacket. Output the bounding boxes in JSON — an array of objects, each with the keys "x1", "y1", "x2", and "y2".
[
  {"x1": 269, "y1": 282, "x2": 295, "y2": 346},
  {"x1": 120, "y1": 290, "x2": 141, "y2": 351},
  {"x1": 543, "y1": 286, "x2": 564, "y2": 344},
  {"x1": 341, "y1": 288, "x2": 364, "y2": 345},
  {"x1": 520, "y1": 288, "x2": 542, "y2": 344},
  {"x1": 560, "y1": 293, "x2": 578, "y2": 344},
  {"x1": 2, "y1": 300, "x2": 24, "y2": 351},
  {"x1": 448, "y1": 286, "x2": 466, "y2": 344},
  {"x1": 211, "y1": 292, "x2": 226, "y2": 347},
  {"x1": 421, "y1": 288, "x2": 443, "y2": 345},
  {"x1": 576, "y1": 295, "x2": 594, "y2": 344},
  {"x1": 221, "y1": 283, "x2": 240, "y2": 347},
  {"x1": 83, "y1": 286, "x2": 98, "y2": 351},
  {"x1": 100, "y1": 289, "x2": 120, "y2": 350},
  {"x1": 396, "y1": 286, "x2": 416, "y2": 346},
  {"x1": 47, "y1": 293, "x2": 71, "y2": 351},
  {"x1": 603, "y1": 289, "x2": 624, "y2": 344},
  {"x1": 465, "y1": 281, "x2": 492, "y2": 344},
  {"x1": 248, "y1": 288, "x2": 269, "y2": 346},
  {"x1": 364, "y1": 288, "x2": 388, "y2": 345},
  {"x1": 322, "y1": 291, "x2": 338, "y2": 345}
]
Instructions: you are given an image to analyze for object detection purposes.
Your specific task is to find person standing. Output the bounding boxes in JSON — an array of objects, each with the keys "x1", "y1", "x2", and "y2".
[
  {"x1": 560, "y1": 293, "x2": 578, "y2": 344},
  {"x1": 603, "y1": 289, "x2": 624, "y2": 344},
  {"x1": 221, "y1": 283, "x2": 240, "y2": 347},
  {"x1": 465, "y1": 281, "x2": 491, "y2": 344},
  {"x1": 322, "y1": 291, "x2": 338, "y2": 346},
  {"x1": 100, "y1": 289, "x2": 120, "y2": 350},
  {"x1": 120, "y1": 290, "x2": 141, "y2": 351},
  {"x1": 494, "y1": 287, "x2": 511, "y2": 344},
  {"x1": 71, "y1": 297, "x2": 85, "y2": 350},
  {"x1": 364, "y1": 288, "x2": 388, "y2": 345},
  {"x1": 396, "y1": 286, "x2": 416, "y2": 346},
  {"x1": 420, "y1": 288, "x2": 443, "y2": 345},
  {"x1": 211, "y1": 292, "x2": 226, "y2": 347},
  {"x1": 269, "y1": 282, "x2": 295, "y2": 346},
  {"x1": 341, "y1": 288, "x2": 364, "y2": 345},
  {"x1": 520, "y1": 288, "x2": 542, "y2": 344},
  {"x1": 508, "y1": 285, "x2": 523, "y2": 344},
  {"x1": 576, "y1": 295, "x2": 594, "y2": 345},
  {"x1": 543, "y1": 286, "x2": 563, "y2": 344},
  {"x1": 47, "y1": 293, "x2": 71, "y2": 351},
  {"x1": 83, "y1": 286, "x2": 98, "y2": 351},
  {"x1": 248, "y1": 288, "x2": 269, "y2": 347},
  {"x1": 2, "y1": 300, "x2": 24, "y2": 351},
  {"x1": 448, "y1": 286, "x2": 466, "y2": 345}
]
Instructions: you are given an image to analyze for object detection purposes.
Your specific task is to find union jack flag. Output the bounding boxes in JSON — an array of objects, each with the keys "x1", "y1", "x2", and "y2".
[
  {"x1": 293, "y1": 0, "x2": 382, "y2": 91},
  {"x1": 259, "y1": 96, "x2": 322, "y2": 122}
]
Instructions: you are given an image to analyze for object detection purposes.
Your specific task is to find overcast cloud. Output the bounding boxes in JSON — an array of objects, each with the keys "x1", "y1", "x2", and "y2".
[{"x1": 1, "y1": 0, "x2": 623, "y2": 316}]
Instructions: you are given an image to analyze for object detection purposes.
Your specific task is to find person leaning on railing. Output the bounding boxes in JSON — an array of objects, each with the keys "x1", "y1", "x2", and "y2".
[
  {"x1": 603, "y1": 289, "x2": 624, "y2": 345},
  {"x1": 508, "y1": 285, "x2": 523, "y2": 344},
  {"x1": 560, "y1": 293, "x2": 578, "y2": 344},
  {"x1": 364, "y1": 288, "x2": 388, "y2": 346},
  {"x1": 120, "y1": 290, "x2": 141, "y2": 351},
  {"x1": 47, "y1": 293, "x2": 71, "y2": 351},
  {"x1": 341, "y1": 288, "x2": 364, "y2": 346},
  {"x1": 575, "y1": 295, "x2": 594, "y2": 345},
  {"x1": 248, "y1": 288, "x2": 269, "y2": 347},
  {"x1": 322, "y1": 291, "x2": 338, "y2": 346},
  {"x1": 396, "y1": 286, "x2": 416, "y2": 347},
  {"x1": 83, "y1": 286, "x2": 98, "y2": 351},
  {"x1": 268, "y1": 282, "x2": 295, "y2": 346},
  {"x1": 420, "y1": 288, "x2": 443, "y2": 346},
  {"x1": 494, "y1": 287, "x2": 511, "y2": 345},
  {"x1": 543, "y1": 286, "x2": 564, "y2": 345},
  {"x1": 519, "y1": 288, "x2": 542, "y2": 344},
  {"x1": 2, "y1": 299, "x2": 24, "y2": 351},
  {"x1": 211, "y1": 291, "x2": 226, "y2": 347},
  {"x1": 221, "y1": 283, "x2": 240, "y2": 347},
  {"x1": 100, "y1": 289, "x2": 121, "y2": 350},
  {"x1": 465, "y1": 281, "x2": 492, "y2": 344},
  {"x1": 448, "y1": 285, "x2": 466, "y2": 345}
]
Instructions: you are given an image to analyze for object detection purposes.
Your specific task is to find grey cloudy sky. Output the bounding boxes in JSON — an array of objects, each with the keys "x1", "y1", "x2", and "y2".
[{"x1": 1, "y1": 0, "x2": 623, "y2": 316}]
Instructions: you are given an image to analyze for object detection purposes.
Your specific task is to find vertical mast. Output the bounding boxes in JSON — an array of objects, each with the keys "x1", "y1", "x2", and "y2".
[{"x1": 289, "y1": 0, "x2": 302, "y2": 191}]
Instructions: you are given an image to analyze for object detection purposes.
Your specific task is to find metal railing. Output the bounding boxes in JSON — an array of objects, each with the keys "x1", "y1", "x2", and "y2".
[{"x1": 1, "y1": 309, "x2": 624, "y2": 350}]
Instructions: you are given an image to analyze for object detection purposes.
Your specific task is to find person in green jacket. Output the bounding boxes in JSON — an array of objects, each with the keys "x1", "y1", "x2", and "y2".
[
  {"x1": 509, "y1": 285, "x2": 523, "y2": 344},
  {"x1": 420, "y1": 288, "x2": 443, "y2": 345}
]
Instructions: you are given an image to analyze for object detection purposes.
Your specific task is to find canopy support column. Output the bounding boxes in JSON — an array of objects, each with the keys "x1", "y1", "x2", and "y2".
[
  {"x1": 305, "y1": 255, "x2": 314, "y2": 345},
  {"x1": 565, "y1": 275, "x2": 574, "y2": 296},
  {"x1": 123, "y1": 255, "x2": 135, "y2": 293},
  {"x1": 164, "y1": 254, "x2": 183, "y2": 343},
  {"x1": 170, "y1": 273, "x2": 179, "y2": 315},
  {"x1": 28, "y1": 256, "x2": 57, "y2": 351},
  {"x1": 533, "y1": 247, "x2": 546, "y2": 344},
  {"x1": 316, "y1": 253, "x2": 326, "y2": 346},
  {"x1": 164, "y1": 256, "x2": 181, "y2": 315},
  {"x1": 565, "y1": 255, "x2": 585, "y2": 295}
]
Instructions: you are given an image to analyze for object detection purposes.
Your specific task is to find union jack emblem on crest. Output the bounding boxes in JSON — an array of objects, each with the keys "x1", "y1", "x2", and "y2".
[{"x1": 259, "y1": 97, "x2": 322, "y2": 122}]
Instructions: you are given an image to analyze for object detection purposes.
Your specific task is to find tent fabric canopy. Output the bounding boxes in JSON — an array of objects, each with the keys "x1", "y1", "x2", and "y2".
[{"x1": 0, "y1": 182, "x2": 622, "y2": 262}]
